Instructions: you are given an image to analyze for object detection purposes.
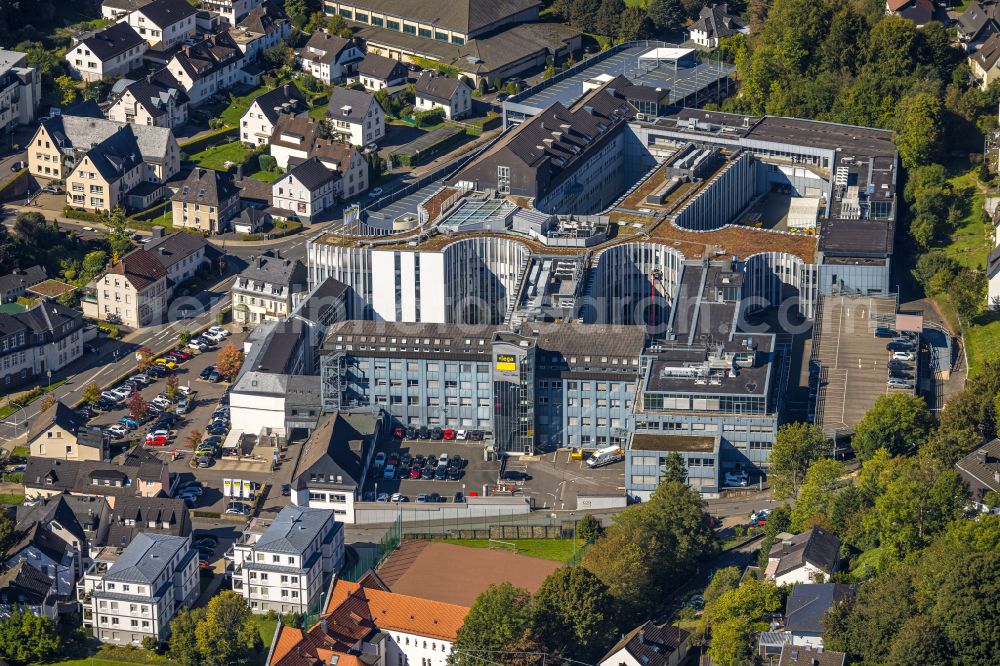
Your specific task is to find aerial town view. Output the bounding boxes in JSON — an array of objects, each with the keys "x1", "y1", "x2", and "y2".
[{"x1": 0, "y1": 0, "x2": 997, "y2": 664}]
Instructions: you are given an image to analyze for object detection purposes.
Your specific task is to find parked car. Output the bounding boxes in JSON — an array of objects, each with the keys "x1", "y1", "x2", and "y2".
[
  {"x1": 405, "y1": 426, "x2": 417, "y2": 439},
  {"x1": 147, "y1": 365, "x2": 168, "y2": 379},
  {"x1": 208, "y1": 325, "x2": 230, "y2": 338},
  {"x1": 443, "y1": 429, "x2": 456, "y2": 440},
  {"x1": 416, "y1": 493, "x2": 430, "y2": 503},
  {"x1": 100, "y1": 390, "x2": 122, "y2": 402},
  {"x1": 383, "y1": 464, "x2": 396, "y2": 479},
  {"x1": 892, "y1": 351, "x2": 915, "y2": 361},
  {"x1": 434, "y1": 466, "x2": 447, "y2": 480},
  {"x1": 154, "y1": 358, "x2": 176, "y2": 369},
  {"x1": 373, "y1": 452, "x2": 386, "y2": 468},
  {"x1": 421, "y1": 466, "x2": 435, "y2": 480},
  {"x1": 208, "y1": 370, "x2": 221, "y2": 383},
  {"x1": 224, "y1": 502, "x2": 251, "y2": 515},
  {"x1": 130, "y1": 374, "x2": 151, "y2": 385},
  {"x1": 455, "y1": 429, "x2": 468, "y2": 440},
  {"x1": 368, "y1": 187, "x2": 384, "y2": 198},
  {"x1": 887, "y1": 378, "x2": 913, "y2": 389},
  {"x1": 501, "y1": 470, "x2": 531, "y2": 482},
  {"x1": 376, "y1": 493, "x2": 390, "y2": 502},
  {"x1": 409, "y1": 466, "x2": 421, "y2": 479},
  {"x1": 469, "y1": 430, "x2": 484, "y2": 441},
  {"x1": 105, "y1": 424, "x2": 128, "y2": 438},
  {"x1": 447, "y1": 467, "x2": 462, "y2": 481},
  {"x1": 390, "y1": 493, "x2": 407, "y2": 502},
  {"x1": 723, "y1": 471, "x2": 749, "y2": 487},
  {"x1": 197, "y1": 456, "x2": 213, "y2": 468},
  {"x1": 281, "y1": 484, "x2": 291, "y2": 496},
  {"x1": 454, "y1": 492, "x2": 464, "y2": 503},
  {"x1": 206, "y1": 423, "x2": 228, "y2": 436},
  {"x1": 874, "y1": 327, "x2": 896, "y2": 338},
  {"x1": 886, "y1": 341, "x2": 913, "y2": 352},
  {"x1": 393, "y1": 426, "x2": 405, "y2": 439},
  {"x1": 170, "y1": 350, "x2": 191, "y2": 361},
  {"x1": 438, "y1": 453, "x2": 449, "y2": 466},
  {"x1": 119, "y1": 417, "x2": 139, "y2": 430},
  {"x1": 430, "y1": 427, "x2": 443, "y2": 440}
]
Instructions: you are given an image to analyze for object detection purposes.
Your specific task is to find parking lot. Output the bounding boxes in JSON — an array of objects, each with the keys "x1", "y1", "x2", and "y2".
[
  {"x1": 83, "y1": 326, "x2": 274, "y2": 513},
  {"x1": 521, "y1": 450, "x2": 626, "y2": 510},
  {"x1": 361, "y1": 438, "x2": 497, "y2": 503}
]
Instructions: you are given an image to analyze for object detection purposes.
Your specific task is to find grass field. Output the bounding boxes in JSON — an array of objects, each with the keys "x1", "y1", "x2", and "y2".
[
  {"x1": 189, "y1": 142, "x2": 252, "y2": 171},
  {"x1": 10, "y1": 445, "x2": 28, "y2": 458},
  {"x1": 254, "y1": 615, "x2": 278, "y2": 648},
  {"x1": 219, "y1": 86, "x2": 273, "y2": 127},
  {"x1": 248, "y1": 167, "x2": 283, "y2": 183},
  {"x1": 0, "y1": 493, "x2": 24, "y2": 505},
  {"x1": 431, "y1": 538, "x2": 578, "y2": 562}
]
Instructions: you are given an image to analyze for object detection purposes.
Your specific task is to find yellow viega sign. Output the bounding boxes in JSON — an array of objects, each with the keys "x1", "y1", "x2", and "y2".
[{"x1": 496, "y1": 354, "x2": 516, "y2": 371}]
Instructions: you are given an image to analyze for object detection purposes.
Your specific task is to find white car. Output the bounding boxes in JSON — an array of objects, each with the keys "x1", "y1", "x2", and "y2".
[
  {"x1": 390, "y1": 493, "x2": 407, "y2": 502},
  {"x1": 105, "y1": 424, "x2": 128, "y2": 438},
  {"x1": 368, "y1": 187, "x2": 383, "y2": 198},
  {"x1": 455, "y1": 429, "x2": 468, "y2": 440},
  {"x1": 130, "y1": 374, "x2": 151, "y2": 385},
  {"x1": 208, "y1": 326, "x2": 230, "y2": 338},
  {"x1": 891, "y1": 351, "x2": 915, "y2": 361},
  {"x1": 178, "y1": 385, "x2": 193, "y2": 395},
  {"x1": 203, "y1": 331, "x2": 225, "y2": 343},
  {"x1": 110, "y1": 387, "x2": 131, "y2": 400},
  {"x1": 101, "y1": 390, "x2": 122, "y2": 402},
  {"x1": 151, "y1": 397, "x2": 171, "y2": 410}
]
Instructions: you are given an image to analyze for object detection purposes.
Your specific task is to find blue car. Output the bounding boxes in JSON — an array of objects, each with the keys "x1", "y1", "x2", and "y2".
[
  {"x1": 383, "y1": 464, "x2": 396, "y2": 479},
  {"x1": 119, "y1": 417, "x2": 139, "y2": 429}
]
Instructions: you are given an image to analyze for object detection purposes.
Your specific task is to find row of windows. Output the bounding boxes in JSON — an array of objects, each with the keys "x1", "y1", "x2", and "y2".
[{"x1": 331, "y1": 6, "x2": 465, "y2": 44}]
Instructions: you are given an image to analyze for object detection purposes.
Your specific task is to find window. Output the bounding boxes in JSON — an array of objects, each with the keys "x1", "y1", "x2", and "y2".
[{"x1": 497, "y1": 165, "x2": 510, "y2": 193}]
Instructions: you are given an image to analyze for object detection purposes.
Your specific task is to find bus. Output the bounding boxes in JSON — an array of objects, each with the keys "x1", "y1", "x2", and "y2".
[{"x1": 586, "y1": 446, "x2": 625, "y2": 468}]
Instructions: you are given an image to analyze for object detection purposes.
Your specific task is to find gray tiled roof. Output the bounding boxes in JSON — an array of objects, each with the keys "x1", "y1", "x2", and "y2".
[
  {"x1": 237, "y1": 253, "x2": 307, "y2": 288},
  {"x1": 249, "y1": 84, "x2": 305, "y2": 125},
  {"x1": 104, "y1": 532, "x2": 190, "y2": 584},
  {"x1": 358, "y1": 53, "x2": 407, "y2": 82},
  {"x1": 142, "y1": 232, "x2": 209, "y2": 269},
  {"x1": 339, "y1": 0, "x2": 540, "y2": 36},
  {"x1": 415, "y1": 71, "x2": 465, "y2": 104},
  {"x1": 105, "y1": 496, "x2": 191, "y2": 548},
  {"x1": 0, "y1": 265, "x2": 45, "y2": 294},
  {"x1": 135, "y1": 0, "x2": 198, "y2": 28},
  {"x1": 769, "y1": 528, "x2": 840, "y2": 578},
  {"x1": 172, "y1": 168, "x2": 238, "y2": 207},
  {"x1": 79, "y1": 22, "x2": 145, "y2": 61},
  {"x1": 285, "y1": 157, "x2": 336, "y2": 191},
  {"x1": 253, "y1": 505, "x2": 337, "y2": 555},
  {"x1": 45, "y1": 114, "x2": 174, "y2": 164},
  {"x1": 326, "y1": 87, "x2": 378, "y2": 124},
  {"x1": 784, "y1": 584, "x2": 854, "y2": 635}
]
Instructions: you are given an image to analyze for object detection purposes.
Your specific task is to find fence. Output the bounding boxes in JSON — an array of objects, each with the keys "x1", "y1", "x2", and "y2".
[{"x1": 342, "y1": 513, "x2": 402, "y2": 582}]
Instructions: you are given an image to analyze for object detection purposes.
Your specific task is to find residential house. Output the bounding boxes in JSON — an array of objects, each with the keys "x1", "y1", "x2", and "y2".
[
  {"x1": 777, "y1": 645, "x2": 846, "y2": 666},
  {"x1": 65, "y1": 126, "x2": 146, "y2": 213},
  {"x1": 287, "y1": 411, "x2": 387, "y2": 523},
  {"x1": 29, "y1": 114, "x2": 180, "y2": 187},
  {"x1": 171, "y1": 167, "x2": 240, "y2": 234},
  {"x1": 0, "y1": 561, "x2": 61, "y2": 619},
  {"x1": 65, "y1": 22, "x2": 147, "y2": 82},
  {"x1": 0, "y1": 301, "x2": 84, "y2": 389},
  {"x1": 0, "y1": 49, "x2": 41, "y2": 128},
  {"x1": 104, "y1": 496, "x2": 192, "y2": 548},
  {"x1": 765, "y1": 529, "x2": 841, "y2": 586},
  {"x1": 0, "y1": 265, "x2": 46, "y2": 303},
  {"x1": 266, "y1": 572, "x2": 468, "y2": 666},
  {"x1": 356, "y1": 52, "x2": 407, "y2": 91},
  {"x1": 599, "y1": 621, "x2": 690, "y2": 666},
  {"x1": 272, "y1": 157, "x2": 338, "y2": 221},
  {"x1": 414, "y1": 71, "x2": 472, "y2": 120},
  {"x1": 106, "y1": 76, "x2": 190, "y2": 129},
  {"x1": 240, "y1": 83, "x2": 305, "y2": 146},
  {"x1": 200, "y1": 0, "x2": 262, "y2": 25},
  {"x1": 141, "y1": 229, "x2": 211, "y2": 289},
  {"x1": 228, "y1": 0, "x2": 291, "y2": 61},
  {"x1": 783, "y1": 584, "x2": 854, "y2": 649},
  {"x1": 268, "y1": 112, "x2": 321, "y2": 169},
  {"x1": 101, "y1": 0, "x2": 152, "y2": 21},
  {"x1": 5, "y1": 496, "x2": 87, "y2": 597},
  {"x1": 971, "y1": 33, "x2": 1000, "y2": 90},
  {"x1": 24, "y1": 446, "x2": 172, "y2": 508},
  {"x1": 297, "y1": 31, "x2": 363, "y2": 84},
  {"x1": 688, "y1": 4, "x2": 749, "y2": 48},
  {"x1": 885, "y1": 0, "x2": 934, "y2": 26},
  {"x1": 230, "y1": 505, "x2": 344, "y2": 614},
  {"x1": 956, "y1": 438, "x2": 1000, "y2": 512},
  {"x1": 233, "y1": 252, "x2": 308, "y2": 325},
  {"x1": 126, "y1": 0, "x2": 198, "y2": 51},
  {"x1": 988, "y1": 245, "x2": 1000, "y2": 309},
  {"x1": 28, "y1": 400, "x2": 108, "y2": 462},
  {"x1": 95, "y1": 249, "x2": 168, "y2": 328},
  {"x1": 79, "y1": 533, "x2": 198, "y2": 644},
  {"x1": 957, "y1": 1, "x2": 1000, "y2": 51},
  {"x1": 21, "y1": 494, "x2": 112, "y2": 564},
  {"x1": 160, "y1": 31, "x2": 245, "y2": 106},
  {"x1": 313, "y1": 139, "x2": 369, "y2": 199},
  {"x1": 325, "y1": 87, "x2": 384, "y2": 146}
]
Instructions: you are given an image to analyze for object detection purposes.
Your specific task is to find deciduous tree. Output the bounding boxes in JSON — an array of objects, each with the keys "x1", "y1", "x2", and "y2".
[
  {"x1": 769, "y1": 422, "x2": 828, "y2": 499},
  {"x1": 194, "y1": 591, "x2": 260, "y2": 666},
  {"x1": 168, "y1": 607, "x2": 205, "y2": 666},
  {"x1": 530, "y1": 567, "x2": 619, "y2": 663},
  {"x1": 136, "y1": 346, "x2": 154, "y2": 372},
  {"x1": 851, "y1": 393, "x2": 933, "y2": 460},
  {"x1": 452, "y1": 583, "x2": 533, "y2": 665},
  {"x1": 82, "y1": 381, "x2": 101, "y2": 405},
  {"x1": 790, "y1": 458, "x2": 846, "y2": 532},
  {"x1": 0, "y1": 607, "x2": 61, "y2": 665},
  {"x1": 165, "y1": 373, "x2": 180, "y2": 402},
  {"x1": 215, "y1": 343, "x2": 245, "y2": 380},
  {"x1": 128, "y1": 388, "x2": 149, "y2": 422}
]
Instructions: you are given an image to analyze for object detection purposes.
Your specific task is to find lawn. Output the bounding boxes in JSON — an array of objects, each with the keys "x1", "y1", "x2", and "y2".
[
  {"x1": 254, "y1": 614, "x2": 278, "y2": 648},
  {"x1": 219, "y1": 85, "x2": 273, "y2": 127},
  {"x1": 940, "y1": 164, "x2": 990, "y2": 271},
  {"x1": 10, "y1": 445, "x2": 28, "y2": 458},
  {"x1": 0, "y1": 494, "x2": 24, "y2": 505},
  {"x1": 189, "y1": 141, "x2": 252, "y2": 171},
  {"x1": 965, "y1": 310, "x2": 1000, "y2": 375},
  {"x1": 308, "y1": 103, "x2": 328, "y2": 121},
  {"x1": 431, "y1": 538, "x2": 578, "y2": 562},
  {"x1": 247, "y1": 167, "x2": 283, "y2": 183}
]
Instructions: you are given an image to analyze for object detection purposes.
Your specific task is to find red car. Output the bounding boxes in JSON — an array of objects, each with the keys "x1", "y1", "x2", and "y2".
[
  {"x1": 409, "y1": 466, "x2": 421, "y2": 479},
  {"x1": 443, "y1": 429, "x2": 456, "y2": 440},
  {"x1": 146, "y1": 434, "x2": 168, "y2": 446},
  {"x1": 168, "y1": 350, "x2": 191, "y2": 361},
  {"x1": 392, "y1": 426, "x2": 405, "y2": 439}
]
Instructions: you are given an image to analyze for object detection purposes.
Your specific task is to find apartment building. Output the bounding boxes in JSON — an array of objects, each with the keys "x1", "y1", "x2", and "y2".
[
  {"x1": 28, "y1": 401, "x2": 108, "y2": 462},
  {"x1": 96, "y1": 249, "x2": 168, "y2": 328},
  {"x1": 325, "y1": 87, "x2": 384, "y2": 146},
  {"x1": 200, "y1": 0, "x2": 262, "y2": 25},
  {"x1": 80, "y1": 533, "x2": 198, "y2": 644},
  {"x1": 356, "y1": 52, "x2": 407, "y2": 91},
  {"x1": 65, "y1": 23, "x2": 147, "y2": 82},
  {"x1": 29, "y1": 113, "x2": 180, "y2": 186},
  {"x1": 272, "y1": 157, "x2": 338, "y2": 221},
  {"x1": 228, "y1": 0, "x2": 292, "y2": 61},
  {"x1": 171, "y1": 167, "x2": 240, "y2": 234},
  {"x1": 233, "y1": 252, "x2": 308, "y2": 325},
  {"x1": 106, "y1": 76, "x2": 189, "y2": 129},
  {"x1": 102, "y1": 0, "x2": 152, "y2": 21},
  {"x1": 0, "y1": 301, "x2": 83, "y2": 389},
  {"x1": 313, "y1": 139, "x2": 369, "y2": 198},
  {"x1": 105, "y1": 496, "x2": 192, "y2": 549},
  {"x1": 229, "y1": 505, "x2": 344, "y2": 614},
  {"x1": 24, "y1": 446, "x2": 171, "y2": 508},
  {"x1": 160, "y1": 31, "x2": 245, "y2": 106},
  {"x1": 297, "y1": 31, "x2": 363, "y2": 84},
  {"x1": 126, "y1": 0, "x2": 198, "y2": 51},
  {"x1": 65, "y1": 127, "x2": 146, "y2": 213},
  {"x1": 414, "y1": 71, "x2": 472, "y2": 120},
  {"x1": 0, "y1": 49, "x2": 40, "y2": 129},
  {"x1": 240, "y1": 84, "x2": 305, "y2": 146}
]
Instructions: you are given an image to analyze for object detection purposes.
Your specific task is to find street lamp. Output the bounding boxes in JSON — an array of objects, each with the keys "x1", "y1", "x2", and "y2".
[
  {"x1": 46, "y1": 369, "x2": 52, "y2": 391},
  {"x1": 570, "y1": 511, "x2": 577, "y2": 560}
]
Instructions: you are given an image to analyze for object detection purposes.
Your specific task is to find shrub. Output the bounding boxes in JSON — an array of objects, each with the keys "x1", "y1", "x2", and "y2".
[
  {"x1": 62, "y1": 206, "x2": 102, "y2": 223},
  {"x1": 413, "y1": 108, "x2": 444, "y2": 128}
]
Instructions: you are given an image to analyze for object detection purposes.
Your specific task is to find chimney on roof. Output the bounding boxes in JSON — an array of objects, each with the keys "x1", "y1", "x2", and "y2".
[{"x1": 320, "y1": 618, "x2": 328, "y2": 634}]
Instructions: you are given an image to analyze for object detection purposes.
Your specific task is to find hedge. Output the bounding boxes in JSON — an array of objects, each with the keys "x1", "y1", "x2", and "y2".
[
  {"x1": 63, "y1": 206, "x2": 103, "y2": 223},
  {"x1": 129, "y1": 200, "x2": 171, "y2": 222},
  {"x1": 242, "y1": 220, "x2": 302, "y2": 241},
  {"x1": 179, "y1": 126, "x2": 240, "y2": 156}
]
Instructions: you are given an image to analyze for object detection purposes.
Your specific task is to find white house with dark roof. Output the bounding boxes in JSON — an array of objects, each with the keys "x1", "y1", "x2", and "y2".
[
  {"x1": 240, "y1": 83, "x2": 305, "y2": 145},
  {"x1": 0, "y1": 265, "x2": 46, "y2": 303},
  {"x1": 687, "y1": 3, "x2": 748, "y2": 49},
  {"x1": 783, "y1": 583, "x2": 854, "y2": 649},
  {"x1": 326, "y1": 86, "x2": 384, "y2": 146},
  {"x1": 28, "y1": 400, "x2": 108, "y2": 462},
  {"x1": 126, "y1": 0, "x2": 198, "y2": 51},
  {"x1": 297, "y1": 31, "x2": 363, "y2": 84},
  {"x1": 599, "y1": 621, "x2": 690, "y2": 666},
  {"x1": 106, "y1": 76, "x2": 189, "y2": 129},
  {"x1": 200, "y1": 0, "x2": 262, "y2": 25},
  {"x1": 414, "y1": 71, "x2": 472, "y2": 119},
  {"x1": 272, "y1": 157, "x2": 339, "y2": 221},
  {"x1": 0, "y1": 301, "x2": 84, "y2": 388},
  {"x1": 765, "y1": 528, "x2": 841, "y2": 586},
  {"x1": 233, "y1": 252, "x2": 308, "y2": 325},
  {"x1": 171, "y1": 167, "x2": 240, "y2": 233},
  {"x1": 956, "y1": 438, "x2": 1000, "y2": 512},
  {"x1": 102, "y1": 0, "x2": 152, "y2": 21},
  {"x1": 229, "y1": 505, "x2": 343, "y2": 613},
  {"x1": 356, "y1": 52, "x2": 408, "y2": 91},
  {"x1": 79, "y1": 533, "x2": 198, "y2": 643},
  {"x1": 65, "y1": 22, "x2": 147, "y2": 82},
  {"x1": 228, "y1": 0, "x2": 291, "y2": 61},
  {"x1": 160, "y1": 31, "x2": 245, "y2": 106}
]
